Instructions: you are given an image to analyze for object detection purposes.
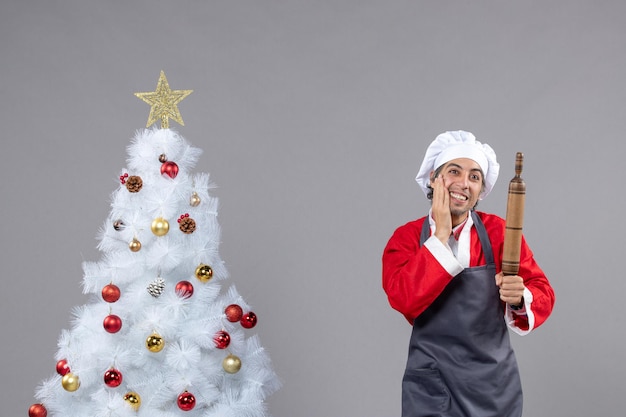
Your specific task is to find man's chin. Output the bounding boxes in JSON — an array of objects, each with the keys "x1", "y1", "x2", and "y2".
[{"x1": 450, "y1": 207, "x2": 470, "y2": 217}]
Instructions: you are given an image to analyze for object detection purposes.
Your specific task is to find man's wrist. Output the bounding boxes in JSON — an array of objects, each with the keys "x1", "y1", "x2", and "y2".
[{"x1": 510, "y1": 298, "x2": 524, "y2": 310}]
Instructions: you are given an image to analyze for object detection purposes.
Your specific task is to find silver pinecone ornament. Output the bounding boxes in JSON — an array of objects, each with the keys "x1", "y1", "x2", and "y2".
[{"x1": 147, "y1": 277, "x2": 165, "y2": 297}]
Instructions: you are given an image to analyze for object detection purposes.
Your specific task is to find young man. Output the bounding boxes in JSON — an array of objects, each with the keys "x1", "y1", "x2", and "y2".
[{"x1": 382, "y1": 131, "x2": 555, "y2": 417}]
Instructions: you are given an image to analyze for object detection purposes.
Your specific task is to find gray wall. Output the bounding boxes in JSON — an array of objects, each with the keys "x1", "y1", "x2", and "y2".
[{"x1": 2, "y1": 1, "x2": 624, "y2": 416}]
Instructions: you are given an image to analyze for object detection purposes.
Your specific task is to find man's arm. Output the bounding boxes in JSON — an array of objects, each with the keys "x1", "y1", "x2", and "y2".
[
  {"x1": 499, "y1": 237, "x2": 555, "y2": 335},
  {"x1": 382, "y1": 222, "x2": 463, "y2": 323}
]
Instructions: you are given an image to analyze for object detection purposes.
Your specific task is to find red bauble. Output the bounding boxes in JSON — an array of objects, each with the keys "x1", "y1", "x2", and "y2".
[
  {"x1": 225, "y1": 304, "x2": 243, "y2": 322},
  {"x1": 214, "y1": 330, "x2": 231, "y2": 349},
  {"x1": 177, "y1": 391, "x2": 196, "y2": 411},
  {"x1": 161, "y1": 161, "x2": 179, "y2": 179},
  {"x1": 240, "y1": 311, "x2": 257, "y2": 329},
  {"x1": 103, "y1": 315, "x2": 122, "y2": 333},
  {"x1": 175, "y1": 281, "x2": 194, "y2": 299},
  {"x1": 104, "y1": 368, "x2": 123, "y2": 387},
  {"x1": 102, "y1": 284, "x2": 121, "y2": 303},
  {"x1": 56, "y1": 359, "x2": 70, "y2": 376},
  {"x1": 28, "y1": 403, "x2": 47, "y2": 417}
]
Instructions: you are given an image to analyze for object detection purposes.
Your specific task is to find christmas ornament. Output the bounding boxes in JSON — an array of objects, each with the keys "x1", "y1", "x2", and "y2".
[
  {"x1": 119, "y1": 173, "x2": 129, "y2": 185},
  {"x1": 161, "y1": 161, "x2": 179, "y2": 179},
  {"x1": 222, "y1": 354, "x2": 242, "y2": 374},
  {"x1": 28, "y1": 403, "x2": 47, "y2": 417},
  {"x1": 56, "y1": 359, "x2": 70, "y2": 376},
  {"x1": 175, "y1": 280, "x2": 194, "y2": 298},
  {"x1": 146, "y1": 332, "x2": 165, "y2": 352},
  {"x1": 102, "y1": 284, "x2": 121, "y2": 303},
  {"x1": 194, "y1": 263, "x2": 213, "y2": 282},
  {"x1": 147, "y1": 277, "x2": 165, "y2": 297},
  {"x1": 104, "y1": 368, "x2": 123, "y2": 387},
  {"x1": 159, "y1": 153, "x2": 167, "y2": 163},
  {"x1": 61, "y1": 372, "x2": 80, "y2": 392},
  {"x1": 103, "y1": 315, "x2": 122, "y2": 333},
  {"x1": 129, "y1": 238, "x2": 142, "y2": 252},
  {"x1": 190, "y1": 191, "x2": 201, "y2": 207},
  {"x1": 225, "y1": 304, "x2": 243, "y2": 322},
  {"x1": 214, "y1": 330, "x2": 231, "y2": 349},
  {"x1": 178, "y1": 214, "x2": 196, "y2": 234},
  {"x1": 241, "y1": 311, "x2": 258, "y2": 329},
  {"x1": 125, "y1": 175, "x2": 143, "y2": 193},
  {"x1": 151, "y1": 217, "x2": 170, "y2": 236},
  {"x1": 134, "y1": 70, "x2": 193, "y2": 129},
  {"x1": 177, "y1": 391, "x2": 196, "y2": 411},
  {"x1": 113, "y1": 219, "x2": 125, "y2": 231},
  {"x1": 124, "y1": 392, "x2": 141, "y2": 411}
]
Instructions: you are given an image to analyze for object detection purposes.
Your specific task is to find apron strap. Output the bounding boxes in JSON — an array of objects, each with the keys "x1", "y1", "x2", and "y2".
[{"x1": 471, "y1": 211, "x2": 495, "y2": 267}]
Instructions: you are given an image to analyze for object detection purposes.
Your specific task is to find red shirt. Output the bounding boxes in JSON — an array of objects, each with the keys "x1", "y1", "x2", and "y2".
[{"x1": 382, "y1": 211, "x2": 555, "y2": 333}]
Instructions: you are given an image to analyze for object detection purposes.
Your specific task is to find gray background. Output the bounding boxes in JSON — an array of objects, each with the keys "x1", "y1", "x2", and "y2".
[{"x1": 1, "y1": 1, "x2": 624, "y2": 416}]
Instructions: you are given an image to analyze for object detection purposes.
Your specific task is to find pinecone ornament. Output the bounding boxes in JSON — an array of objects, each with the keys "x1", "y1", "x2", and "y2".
[
  {"x1": 147, "y1": 277, "x2": 165, "y2": 297},
  {"x1": 179, "y1": 217, "x2": 196, "y2": 234},
  {"x1": 126, "y1": 175, "x2": 143, "y2": 193}
]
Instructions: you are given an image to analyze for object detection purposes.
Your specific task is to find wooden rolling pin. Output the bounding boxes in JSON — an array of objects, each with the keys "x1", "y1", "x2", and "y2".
[{"x1": 502, "y1": 152, "x2": 525, "y2": 276}]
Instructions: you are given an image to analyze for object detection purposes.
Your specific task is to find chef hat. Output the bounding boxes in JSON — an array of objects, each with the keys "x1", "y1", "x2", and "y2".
[{"x1": 415, "y1": 130, "x2": 499, "y2": 199}]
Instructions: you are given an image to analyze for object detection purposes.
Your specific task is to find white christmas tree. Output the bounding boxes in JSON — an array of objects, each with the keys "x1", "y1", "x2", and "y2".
[{"x1": 28, "y1": 71, "x2": 280, "y2": 417}]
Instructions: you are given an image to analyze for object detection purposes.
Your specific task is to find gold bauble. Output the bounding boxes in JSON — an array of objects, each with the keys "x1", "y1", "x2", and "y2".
[
  {"x1": 124, "y1": 392, "x2": 141, "y2": 410},
  {"x1": 195, "y1": 263, "x2": 213, "y2": 282},
  {"x1": 222, "y1": 354, "x2": 242, "y2": 374},
  {"x1": 190, "y1": 192, "x2": 201, "y2": 207},
  {"x1": 151, "y1": 217, "x2": 170, "y2": 236},
  {"x1": 61, "y1": 372, "x2": 80, "y2": 392},
  {"x1": 146, "y1": 332, "x2": 165, "y2": 352},
  {"x1": 129, "y1": 238, "x2": 142, "y2": 252}
]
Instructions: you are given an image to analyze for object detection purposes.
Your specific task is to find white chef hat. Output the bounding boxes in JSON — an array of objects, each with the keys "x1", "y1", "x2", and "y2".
[{"x1": 415, "y1": 130, "x2": 499, "y2": 199}]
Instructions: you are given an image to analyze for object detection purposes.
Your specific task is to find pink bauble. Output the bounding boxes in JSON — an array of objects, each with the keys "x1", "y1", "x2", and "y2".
[
  {"x1": 161, "y1": 161, "x2": 179, "y2": 179},
  {"x1": 103, "y1": 315, "x2": 122, "y2": 333}
]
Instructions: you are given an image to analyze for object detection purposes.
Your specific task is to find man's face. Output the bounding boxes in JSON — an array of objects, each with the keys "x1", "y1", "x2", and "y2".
[{"x1": 434, "y1": 158, "x2": 484, "y2": 219}]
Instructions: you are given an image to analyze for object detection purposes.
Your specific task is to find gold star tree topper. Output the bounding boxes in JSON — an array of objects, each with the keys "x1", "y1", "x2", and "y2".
[{"x1": 134, "y1": 71, "x2": 193, "y2": 129}]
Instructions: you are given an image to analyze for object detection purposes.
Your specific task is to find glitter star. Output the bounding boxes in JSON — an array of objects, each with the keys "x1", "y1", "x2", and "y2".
[{"x1": 134, "y1": 71, "x2": 193, "y2": 129}]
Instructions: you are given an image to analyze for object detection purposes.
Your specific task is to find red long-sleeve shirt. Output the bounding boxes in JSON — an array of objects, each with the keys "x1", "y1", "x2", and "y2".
[{"x1": 382, "y1": 211, "x2": 555, "y2": 334}]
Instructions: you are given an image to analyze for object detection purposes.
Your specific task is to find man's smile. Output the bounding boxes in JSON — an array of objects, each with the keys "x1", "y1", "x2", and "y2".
[{"x1": 449, "y1": 191, "x2": 468, "y2": 201}]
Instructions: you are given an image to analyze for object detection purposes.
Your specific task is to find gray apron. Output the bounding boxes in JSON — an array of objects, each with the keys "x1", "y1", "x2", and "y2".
[{"x1": 402, "y1": 211, "x2": 523, "y2": 417}]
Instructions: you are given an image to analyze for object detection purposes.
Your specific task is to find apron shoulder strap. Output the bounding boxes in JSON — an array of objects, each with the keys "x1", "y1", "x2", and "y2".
[
  {"x1": 419, "y1": 216, "x2": 431, "y2": 247},
  {"x1": 471, "y1": 211, "x2": 495, "y2": 266}
]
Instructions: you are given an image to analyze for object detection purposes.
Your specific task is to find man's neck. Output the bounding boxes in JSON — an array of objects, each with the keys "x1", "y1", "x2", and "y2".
[{"x1": 451, "y1": 212, "x2": 470, "y2": 227}]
